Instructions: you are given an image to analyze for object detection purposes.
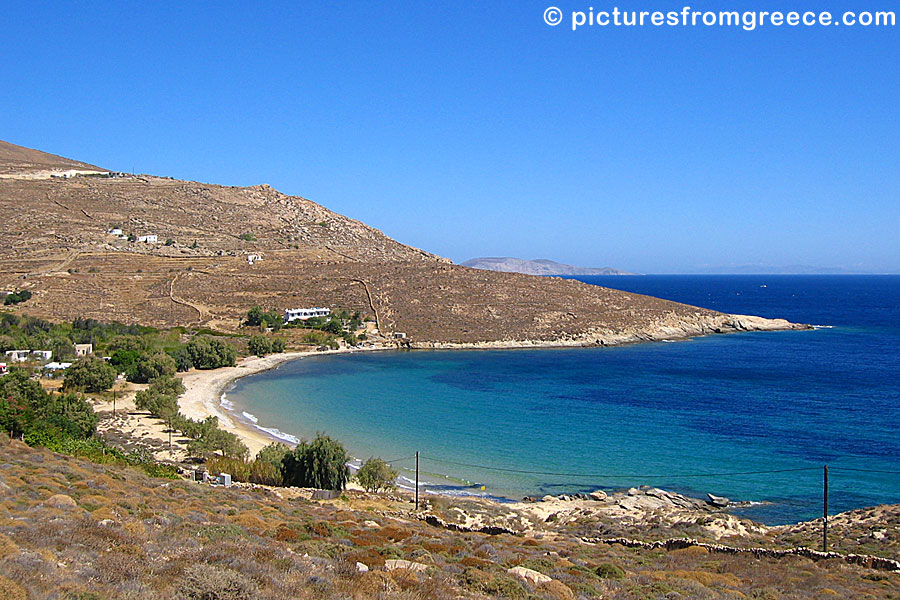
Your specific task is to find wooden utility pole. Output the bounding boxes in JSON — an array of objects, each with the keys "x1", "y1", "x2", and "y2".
[
  {"x1": 112, "y1": 389, "x2": 116, "y2": 417},
  {"x1": 823, "y1": 465, "x2": 829, "y2": 552},
  {"x1": 415, "y1": 451, "x2": 419, "y2": 511}
]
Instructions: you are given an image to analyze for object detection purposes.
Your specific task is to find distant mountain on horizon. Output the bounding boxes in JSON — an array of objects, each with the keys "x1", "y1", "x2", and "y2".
[
  {"x1": 691, "y1": 264, "x2": 876, "y2": 275},
  {"x1": 461, "y1": 257, "x2": 636, "y2": 276}
]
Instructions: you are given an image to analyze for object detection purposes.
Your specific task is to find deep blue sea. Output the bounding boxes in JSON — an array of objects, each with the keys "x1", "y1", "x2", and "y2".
[{"x1": 226, "y1": 275, "x2": 900, "y2": 524}]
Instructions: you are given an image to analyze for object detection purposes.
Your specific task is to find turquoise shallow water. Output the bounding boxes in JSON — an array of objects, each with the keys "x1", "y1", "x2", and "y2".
[{"x1": 225, "y1": 276, "x2": 900, "y2": 524}]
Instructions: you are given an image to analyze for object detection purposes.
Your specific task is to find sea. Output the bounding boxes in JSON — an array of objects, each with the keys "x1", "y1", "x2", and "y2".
[{"x1": 223, "y1": 275, "x2": 900, "y2": 524}]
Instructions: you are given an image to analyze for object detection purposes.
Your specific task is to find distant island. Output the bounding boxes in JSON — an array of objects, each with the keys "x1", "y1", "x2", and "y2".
[{"x1": 461, "y1": 257, "x2": 636, "y2": 276}]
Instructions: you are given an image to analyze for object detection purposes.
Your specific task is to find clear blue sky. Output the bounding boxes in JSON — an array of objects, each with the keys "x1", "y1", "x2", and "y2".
[{"x1": 3, "y1": 1, "x2": 898, "y2": 273}]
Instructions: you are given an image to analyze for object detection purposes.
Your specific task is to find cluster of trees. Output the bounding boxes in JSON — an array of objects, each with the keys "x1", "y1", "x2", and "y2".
[
  {"x1": 133, "y1": 375, "x2": 248, "y2": 460},
  {"x1": 201, "y1": 434, "x2": 398, "y2": 493},
  {"x1": 3, "y1": 290, "x2": 32, "y2": 306},
  {"x1": 244, "y1": 306, "x2": 282, "y2": 331},
  {"x1": 247, "y1": 335, "x2": 286, "y2": 357},
  {"x1": 0, "y1": 369, "x2": 97, "y2": 442},
  {"x1": 0, "y1": 368, "x2": 178, "y2": 478}
]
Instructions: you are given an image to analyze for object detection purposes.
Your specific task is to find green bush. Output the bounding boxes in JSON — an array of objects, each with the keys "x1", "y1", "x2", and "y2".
[
  {"x1": 356, "y1": 457, "x2": 398, "y2": 493},
  {"x1": 63, "y1": 357, "x2": 117, "y2": 393},
  {"x1": 281, "y1": 433, "x2": 350, "y2": 490},
  {"x1": 595, "y1": 562, "x2": 625, "y2": 579}
]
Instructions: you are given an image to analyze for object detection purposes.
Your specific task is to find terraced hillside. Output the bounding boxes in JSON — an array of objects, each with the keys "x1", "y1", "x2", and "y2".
[{"x1": 0, "y1": 140, "x2": 804, "y2": 343}]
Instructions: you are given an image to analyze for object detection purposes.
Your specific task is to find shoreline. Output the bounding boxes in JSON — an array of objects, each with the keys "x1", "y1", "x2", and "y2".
[
  {"x1": 177, "y1": 346, "x2": 384, "y2": 456},
  {"x1": 173, "y1": 315, "x2": 812, "y2": 465}
]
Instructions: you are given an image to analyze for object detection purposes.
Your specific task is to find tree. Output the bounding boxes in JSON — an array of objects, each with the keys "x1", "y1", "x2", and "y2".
[
  {"x1": 134, "y1": 375, "x2": 185, "y2": 420},
  {"x1": 186, "y1": 337, "x2": 236, "y2": 369},
  {"x1": 35, "y1": 392, "x2": 98, "y2": 438},
  {"x1": 323, "y1": 319, "x2": 343, "y2": 335},
  {"x1": 0, "y1": 334, "x2": 14, "y2": 352},
  {"x1": 281, "y1": 433, "x2": 350, "y2": 490},
  {"x1": 3, "y1": 290, "x2": 32, "y2": 306},
  {"x1": 63, "y1": 357, "x2": 117, "y2": 393},
  {"x1": 256, "y1": 442, "x2": 290, "y2": 469},
  {"x1": 168, "y1": 346, "x2": 194, "y2": 372},
  {"x1": 0, "y1": 370, "x2": 43, "y2": 436},
  {"x1": 245, "y1": 306, "x2": 266, "y2": 327},
  {"x1": 356, "y1": 457, "x2": 398, "y2": 493},
  {"x1": 126, "y1": 352, "x2": 177, "y2": 383}
]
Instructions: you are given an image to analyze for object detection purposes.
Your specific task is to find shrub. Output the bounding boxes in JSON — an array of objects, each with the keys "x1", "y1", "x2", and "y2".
[
  {"x1": 63, "y1": 357, "x2": 117, "y2": 393},
  {"x1": 595, "y1": 562, "x2": 625, "y2": 579},
  {"x1": 239, "y1": 232, "x2": 257, "y2": 241},
  {"x1": 357, "y1": 457, "x2": 398, "y2": 493},
  {"x1": 281, "y1": 433, "x2": 350, "y2": 490},
  {"x1": 176, "y1": 563, "x2": 259, "y2": 600}
]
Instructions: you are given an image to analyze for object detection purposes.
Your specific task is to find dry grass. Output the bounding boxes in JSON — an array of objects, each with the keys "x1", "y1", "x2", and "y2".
[{"x1": 0, "y1": 439, "x2": 898, "y2": 599}]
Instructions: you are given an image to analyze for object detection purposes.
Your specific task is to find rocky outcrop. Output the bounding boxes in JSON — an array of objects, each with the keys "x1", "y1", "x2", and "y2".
[{"x1": 508, "y1": 566, "x2": 552, "y2": 585}]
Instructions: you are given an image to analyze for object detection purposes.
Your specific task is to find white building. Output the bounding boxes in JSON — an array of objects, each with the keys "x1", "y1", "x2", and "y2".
[
  {"x1": 284, "y1": 307, "x2": 331, "y2": 322},
  {"x1": 31, "y1": 350, "x2": 52, "y2": 361},
  {"x1": 247, "y1": 254, "x2": 262, "y2": 265},
  {"x1": 108, "y1": 228, "x2": 123, "y2": 236},
  {"x1": 0, "y1": 363, "x2": 7, "y2": 374},
  {"x1": 5, "y1": 350, "x2": 30, "y2": 362},
  {"x1": 74, "y1": 343, "x2": 93, "y2": 357},
  {"x1": 137, "y1": 234, "x2": 158, "y2": 243},
  {"x1": 44, "y1": 362, "x2": 72, "y2": 372}
]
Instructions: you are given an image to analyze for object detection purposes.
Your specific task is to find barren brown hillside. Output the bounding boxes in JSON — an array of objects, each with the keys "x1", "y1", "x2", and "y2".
[
  {"x1": 0, "y1": 139, "x2": 107, "y2": 175},
  {"x1": 0, "y1": 140, "x2": 804, "y2": 344}
]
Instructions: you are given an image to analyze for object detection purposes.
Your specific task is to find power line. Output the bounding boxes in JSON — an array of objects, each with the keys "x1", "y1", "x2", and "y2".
[
  {"x1": 420, "y1": 455, "x2": 821, "y2": 479},
  {"x1": 384, "y1": 454, "x2": 417, "y2": 464},
  {"x1": 829, "y1": 467, "x2": 900, "y2": 475}
]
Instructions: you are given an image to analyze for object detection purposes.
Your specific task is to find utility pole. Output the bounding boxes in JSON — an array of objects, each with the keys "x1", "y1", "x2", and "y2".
[
  {"x1": 415, "y1": 451, "x2": 419, "y2": 511},
  {"x1": 112, "y1": 389, "x2": 116, "y2": 417},
  {"x1": 823, "y1": 465, "x2": 829, "y2": 552}
]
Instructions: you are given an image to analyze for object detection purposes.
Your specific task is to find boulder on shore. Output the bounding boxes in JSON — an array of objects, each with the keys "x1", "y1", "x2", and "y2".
[{"x1": 707, "y1": 493, "x2": 730, "y2": 508}]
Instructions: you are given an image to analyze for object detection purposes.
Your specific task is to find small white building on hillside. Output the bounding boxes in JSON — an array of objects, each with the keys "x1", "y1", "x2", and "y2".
[
  {"x1": 74, "y1": 343, "x2": 93, "y2": 357},
  {"x1": 137, "y1": 234, "x2": 158, "y2": 243},
  {"x1": 44, "y1": 362, "x2": 72, "y2": 372},
  {"x1": 108, "y1": 228, "x2": 123, "y2": 236},
  {"x1": 5, "y1": 350, "x2": 30, "y2": 362},
  {"x1": 284, "y1": 307, "x2": 331, "y2": 323},
  {"x1": 31, "y1": 350, "x2": 52, "y2": 361}
]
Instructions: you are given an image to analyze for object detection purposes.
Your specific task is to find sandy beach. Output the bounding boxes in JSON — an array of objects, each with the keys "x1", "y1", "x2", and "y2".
[
  {"x1": 177, "y1": 347, "x2": 383, "y2": 456},
  {"x1": 90, "y1": 348, "x2": 366, "y2": 461}
]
